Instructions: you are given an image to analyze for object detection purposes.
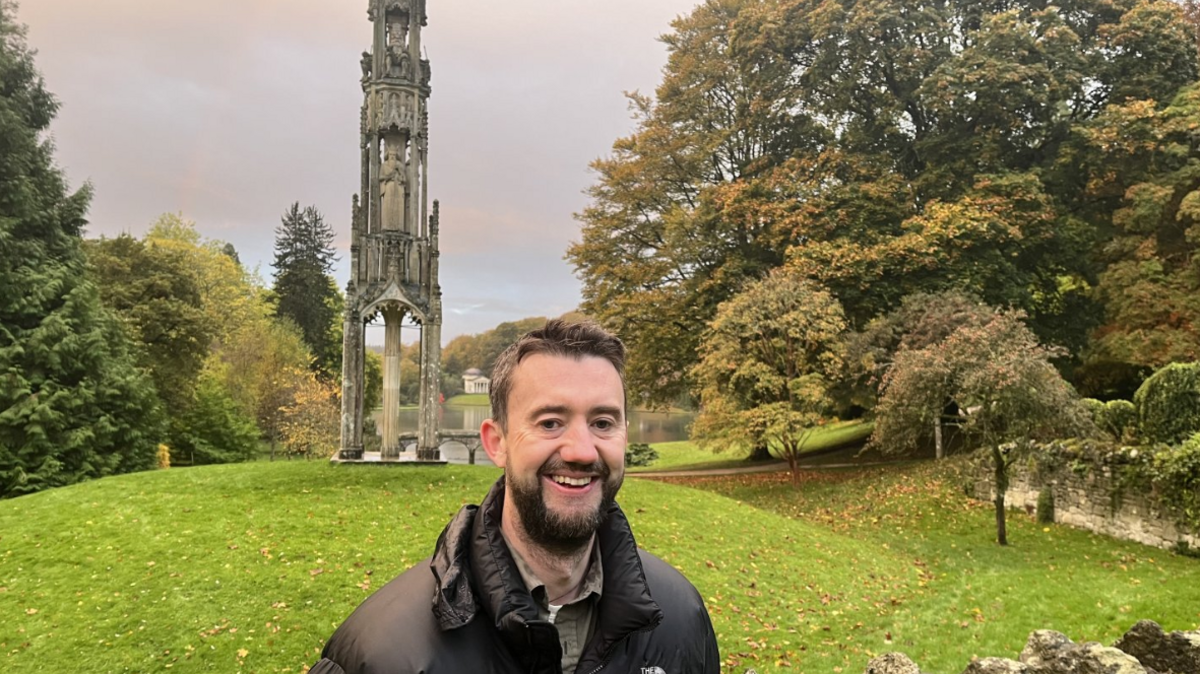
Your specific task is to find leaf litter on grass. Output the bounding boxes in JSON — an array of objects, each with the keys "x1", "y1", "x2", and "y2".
[{"x1": 673, "y1": 459, "x2": 1200, "y2": 672}]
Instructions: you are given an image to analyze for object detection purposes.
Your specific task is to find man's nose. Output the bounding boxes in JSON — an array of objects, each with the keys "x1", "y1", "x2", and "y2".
[{"x1": 558, "y1": 420, "x2": 600, "y2": 465}]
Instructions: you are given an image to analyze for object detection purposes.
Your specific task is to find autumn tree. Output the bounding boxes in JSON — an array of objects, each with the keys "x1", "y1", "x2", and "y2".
[
  {"x1": 569, "y1": 0, "x2": 812, "y2": 406},
  {"x1": 844, "y1": 291, "x2": 996, "y2": 457},
  {"x1": 872, "y1": 309, "x2": 1091, "y2": 545},
  {"x1": 272, "y1": 203, "x2": 340, "y2": 375},
  {"x1": 1070, "y1": 83, "x2": 1200, "y2": 397},
  {"x1": 573, "y1": 0, "x2": 1199, "y2": 404},
  {"x1": 278, "y1": 370, "x2": 341, "y2": 459},
  {"x1": 691, "y1": 270, "x2": 847, "y2": 486},
  {"x1": 217, "y1": 318, "x2": 313, "y2": 460},
  {"x1": 146, "y1": 214, "x2": 270, "y2": 349},
  {"x1": 0, "y1": 4, "x2": 161, "y2": 496},
  {"x1": 124, "y1": 214, "x2": 328, "y2": 462}
]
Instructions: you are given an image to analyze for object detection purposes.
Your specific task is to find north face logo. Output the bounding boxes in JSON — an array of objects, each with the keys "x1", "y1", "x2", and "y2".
[{"x1": 641, "y1": 668, "x2": 666, "y2": 674}]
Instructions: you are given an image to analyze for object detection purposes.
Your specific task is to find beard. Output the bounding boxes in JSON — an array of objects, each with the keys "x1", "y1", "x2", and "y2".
[{"x1": 506, "y1": 457, "x2": 623, "y2": 556}]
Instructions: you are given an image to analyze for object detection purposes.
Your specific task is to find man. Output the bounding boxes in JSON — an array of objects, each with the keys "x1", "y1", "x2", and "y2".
[{"x1": 311, "y1": 320, "x2": 720, "y2": 674}]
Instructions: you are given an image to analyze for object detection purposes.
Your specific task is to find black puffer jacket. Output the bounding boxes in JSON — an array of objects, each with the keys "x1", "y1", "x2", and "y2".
[{"x1": 310, "y1": 477, "x2": 720, "y2": 674}]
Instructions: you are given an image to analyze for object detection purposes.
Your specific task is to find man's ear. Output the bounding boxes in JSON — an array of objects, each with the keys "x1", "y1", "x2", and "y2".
[{"x1": 480, "y1": 418, "x2": 506, "y2": 469}]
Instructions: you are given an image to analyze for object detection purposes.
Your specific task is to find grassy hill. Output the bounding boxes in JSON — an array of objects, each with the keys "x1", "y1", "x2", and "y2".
[{"x1": 0, "y1": 459, "x2": 1196, "y2": 673}]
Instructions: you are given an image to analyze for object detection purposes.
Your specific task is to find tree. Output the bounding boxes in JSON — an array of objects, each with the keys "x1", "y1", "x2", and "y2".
[
  {"x1": 568, "y1": 0, "x2": 812, "y2": 406},
  {"x1": 278, "y1": 369, "x2": 341, "y2": 458},
  {"x1": 442, "y1": 316, "x2": 550, "y2": 379},
  {"x1": 171, "y1": 362, "x2": 261, "y2": 466},
  {"x1": 83, "y1": 234, "x2": 213, "y2": 420},
  {"x1": 845, "y1": 291, "x2": 997, "y2": 457},
  {"x1": 146, "y1": 214, "x2": 271, "y2": 349},
  {"x1": 96, "y1": 216, "x2": 300, "y2": 462},
  {"x1": 691, "y1": 269, "x2": 847, "y2": 486},
  {"x1": 572, "y1": 0, "x2": 1199, "y2": 404},
  {"x1": 272, "y1": 203, "x2": 340, "y2": 374},
  {"x1": 872, "y1": 308, "x2": 1091, "y2": 545},
  {"x1": 217, "y1": 318, "x2": 313, "y2": 459},
  {"x1": 1070, "y1": 84, "x2": 1200, "y2": 397},
  {"x1": 0, "y1": 4, "x2": 162, "y2": 496}
]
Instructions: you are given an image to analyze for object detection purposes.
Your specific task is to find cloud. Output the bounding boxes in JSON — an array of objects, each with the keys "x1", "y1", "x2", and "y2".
[{"x1": 20, "y1": 0, "x2": 699, "y2": 342}]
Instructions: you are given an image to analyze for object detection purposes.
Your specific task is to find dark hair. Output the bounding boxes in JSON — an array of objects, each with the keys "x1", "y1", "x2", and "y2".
[{"x1": 489, "y1": 319, "x2": 626, "y2": 429}]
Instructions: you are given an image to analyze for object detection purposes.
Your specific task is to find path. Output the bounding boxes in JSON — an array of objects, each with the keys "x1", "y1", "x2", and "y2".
[{"x1": 632, "y1": 441, "x2": 919, "y2": 478}]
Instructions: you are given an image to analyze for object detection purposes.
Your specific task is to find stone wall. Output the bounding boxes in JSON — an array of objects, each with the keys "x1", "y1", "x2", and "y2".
[{"x1": 974, "y1": 459, "x2": 1200, "y2": 551}]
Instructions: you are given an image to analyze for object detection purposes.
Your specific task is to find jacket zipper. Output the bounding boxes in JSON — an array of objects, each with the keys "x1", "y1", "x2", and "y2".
[{"x1": 580, "y1": 624, "x2": 657, "y2": 674}]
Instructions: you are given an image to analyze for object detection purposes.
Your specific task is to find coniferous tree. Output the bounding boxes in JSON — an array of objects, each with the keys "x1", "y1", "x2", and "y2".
[
  {"x1": 271, "y1": 203, "x2": 340, "y2": 374},
  {"x1": 0, "y1": 3, "x2": 162, "y2": 497}
]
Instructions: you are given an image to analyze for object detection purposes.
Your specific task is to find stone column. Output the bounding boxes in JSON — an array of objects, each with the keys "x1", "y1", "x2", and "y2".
[
  {"x1": 418, "y1": 302, "x2": 442, "y2": 461},
  {"x1": 381, "y1": 305, "x2": 404, "y2": 458},
  {"x1": 339, "y1": 301, "x2": 364, "y2": 459}
]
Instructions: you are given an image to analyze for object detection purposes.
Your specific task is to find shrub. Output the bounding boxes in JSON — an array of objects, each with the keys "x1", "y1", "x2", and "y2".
[
  {"x1": 1036, "y1": 488, "x2": 1055, "y2": 524},
  {"x1": 1099, "y1": 400, "x2": 1137, "y2": 442},
  {"x1": 156, "y1": 444, "x2": 171, "y2": 470},
  {"x1": 1148, "y1": 432, "x2": 1200, "y2": 529},
  {"x1": 1135, "y1": 362, "x2": 1200, "y2": 444},
  {"x1": 625, "y1": 443, "x2": 658, "y2": 467}
]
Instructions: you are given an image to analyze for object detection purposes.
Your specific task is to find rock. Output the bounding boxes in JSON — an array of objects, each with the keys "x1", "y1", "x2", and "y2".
[
  {"x1": 1114, "y1": 620, "x2": 1200, "y2": 674},
  {"x1": 863, "y1": 652, "x2": 921, "y2": 674},
  {"x1": 961, "y1": 657, "x2": 1030, "y2": 674},
  {"x1": 1020, "y1": 630, "x2": 1075, "y2": 667},
  {"x1": 1019, "y1": 630, "x2": 1148, "y2": 674}
]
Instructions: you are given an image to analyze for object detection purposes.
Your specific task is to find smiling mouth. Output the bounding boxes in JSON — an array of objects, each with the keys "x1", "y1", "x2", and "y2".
[{"x1": 549, "y1": 475, "x2": 593, "y2": 488}]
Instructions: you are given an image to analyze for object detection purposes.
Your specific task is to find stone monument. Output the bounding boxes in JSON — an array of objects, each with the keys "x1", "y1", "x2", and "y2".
[{"x1": 339, "y1": 0, "x2": 441, "y2": 461}]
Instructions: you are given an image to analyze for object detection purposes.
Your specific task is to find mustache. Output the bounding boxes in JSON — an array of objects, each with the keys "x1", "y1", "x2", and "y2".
[{"x1": 537, "y1": 457, "x2": 611, "y2": 479}]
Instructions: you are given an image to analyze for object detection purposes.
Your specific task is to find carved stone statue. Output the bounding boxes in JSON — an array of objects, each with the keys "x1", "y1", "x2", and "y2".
[
  {"x1": 388, "y1": 21, "x2": 407, "y2": 50},
  {"x1": 360, "y1": 51, "x2": 372, "y2": 80},
  {"x1": 398, "y1": 50, "x2": 412, "y2": 79},
  {"x1": 380, "y1": 142, "x2": 407, "y2": 231}
]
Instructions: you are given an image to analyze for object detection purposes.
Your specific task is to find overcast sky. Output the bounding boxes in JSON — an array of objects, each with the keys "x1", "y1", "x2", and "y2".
[{"x1": 19, "y1": 0, "x2": 701, "y2": 343}]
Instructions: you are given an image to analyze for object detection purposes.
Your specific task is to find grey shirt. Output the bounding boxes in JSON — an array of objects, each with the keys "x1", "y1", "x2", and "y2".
[{"x1": 503, "y1": 537, "x2": 604, "y2": 674}]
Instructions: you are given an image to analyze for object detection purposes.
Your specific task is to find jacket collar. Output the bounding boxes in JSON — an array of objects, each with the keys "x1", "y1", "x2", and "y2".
[{"x1": 429, "y1": 476, "x2": 663, "y2": 666}]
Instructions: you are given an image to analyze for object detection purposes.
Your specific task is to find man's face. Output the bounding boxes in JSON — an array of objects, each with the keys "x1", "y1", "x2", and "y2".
[{"x1": 482, "y1": 353, "x2": 626, "y2": 554}]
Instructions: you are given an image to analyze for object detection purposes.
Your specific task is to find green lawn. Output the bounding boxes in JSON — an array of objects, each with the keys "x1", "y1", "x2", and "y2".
[
  {"x1": 631, "y1": 420, "x2": 873, "y2": 472},
  {"x1": 1, "y1": 457, "x2": 1196, "y2": 674},
  {"x1": 676, "y1": 459, "x2": 1200, "y2": 672}
]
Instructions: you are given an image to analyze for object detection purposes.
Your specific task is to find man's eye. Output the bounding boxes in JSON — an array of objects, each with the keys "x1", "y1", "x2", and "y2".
[
  {"x1": 592, "y1": 418, "x2": 616, "y2": 431},
  {"x1": 538, "y1": 419, "x2": 563, "y2": 431}
]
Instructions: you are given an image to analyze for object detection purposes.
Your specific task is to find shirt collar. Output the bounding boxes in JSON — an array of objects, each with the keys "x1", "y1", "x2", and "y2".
[{"x1": 503, "y1": 534, "x2": 604, "y2": 607}]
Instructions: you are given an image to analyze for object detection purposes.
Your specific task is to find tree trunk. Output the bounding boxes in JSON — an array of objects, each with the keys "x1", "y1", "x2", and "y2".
[
  {"x1": 747, "y1": 443, "x2": 772, "y2": 462},
  {"x1": 788, "y1": 454, "x2": 800, "y2": 488},
  {"x1": 992, "y1": 445, "x2": 1008, "y2": 546},
  {"x1": 934, "y1": 417, "x2": 944, "y2": 460}
]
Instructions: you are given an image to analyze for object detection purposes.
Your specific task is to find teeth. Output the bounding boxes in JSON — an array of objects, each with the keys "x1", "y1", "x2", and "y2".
[{"x1": 551, "y1": 476, "x2": 592, "y2": 487}]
